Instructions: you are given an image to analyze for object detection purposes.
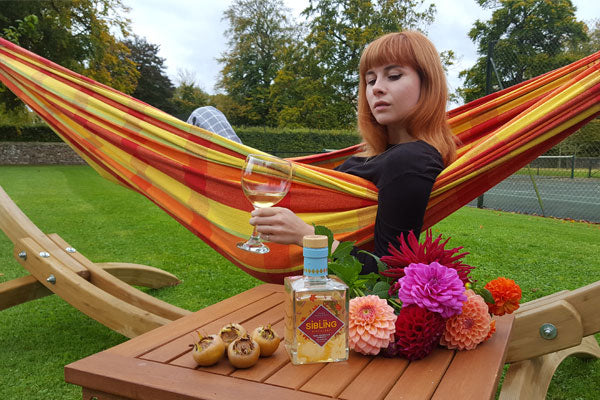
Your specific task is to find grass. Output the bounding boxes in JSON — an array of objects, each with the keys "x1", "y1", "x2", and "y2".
[
  {"x1": 0, "y1": 165, "x2": 599, "y2": 400},
  {"x1": 514, "y1": 167, "x2": 599, "y2": 179}
]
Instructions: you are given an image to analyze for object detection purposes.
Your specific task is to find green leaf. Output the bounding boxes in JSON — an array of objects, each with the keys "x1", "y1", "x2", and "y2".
[
  {"x1": 312, "y1": 225, "x2": 389, "y2": 300},
  {"x1": 371, "y1": 281, "x2": 391, "y2": 299},
  {"x1": 333, "y1": 241, "x2": 356, "y2": 262},
  {"x1": 328, "y1": 261, "x2": 360, "y2": 287},
  {"x1": 314, "y1": 224, "x2": 334, "y2": 256},
  {"x1": 474, "y1": 287, "x2": 495, "y2": 304},
  {"x1": 357, "y1": 250, "x2": 388, "y2": 273}
]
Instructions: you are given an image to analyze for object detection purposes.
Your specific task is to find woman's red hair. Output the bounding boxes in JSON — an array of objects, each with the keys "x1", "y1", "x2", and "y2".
[{"x1": 357, "y1": 31, "x2": 456, "y2": 166}]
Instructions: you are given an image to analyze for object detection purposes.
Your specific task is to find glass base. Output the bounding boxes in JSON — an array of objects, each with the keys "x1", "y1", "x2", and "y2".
[{"x1": 237, "y1": 237, "x2": 270, "y2": 254}]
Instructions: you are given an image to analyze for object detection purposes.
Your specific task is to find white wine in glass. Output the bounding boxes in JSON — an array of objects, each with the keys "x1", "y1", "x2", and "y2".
[{"x1": 237, "y1": 154, "x2": 293, "y2": 254}]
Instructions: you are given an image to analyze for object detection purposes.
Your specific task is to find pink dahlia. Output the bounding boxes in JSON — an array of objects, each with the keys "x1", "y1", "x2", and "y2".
[
  {"x1": 349, "y1": 295, "x2": 396, "y2": 355},
  {"x1": 397, "y1": 262, "x2": 467, "y2": 318},
  {"x1": 394, "y1": 305, "x2": 446, "y2": 360},
  {"x1": 440, "y1": 290, "x2": 492, "y2": 350}
]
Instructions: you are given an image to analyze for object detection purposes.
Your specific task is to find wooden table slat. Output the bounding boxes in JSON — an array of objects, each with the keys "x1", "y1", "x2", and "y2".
[
  {"x1": 83, "y1": 387, "x2": 129, "y2": 400},
  {"x1": 66, "y1": 352, "x2": 332, "y2": 400},
  {"x1": 300, "y1": 352, "x2": 372, "y2": 398},
  {"x1": 338, "y1": 356, "x2": 409, "y2": 400},
  {"x1": 432, "y1": 314, "x2": 514, "y2": 400},
  {"x1": 140, "y1": 292, "x2": 283, "y2": 363},
  {"x1": 384, "y1": 348, "x2": 454, "y2": 400},
  {"x1": 106, "y1": 284, "x2": 282, "y2": 358},
  {"x1": 265, "y1": 361, "x2": 326, "y2": 390}
]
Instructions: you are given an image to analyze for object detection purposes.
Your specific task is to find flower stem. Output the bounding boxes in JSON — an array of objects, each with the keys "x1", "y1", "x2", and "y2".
[{"x1": 388, "y1": 298, "x2": 402, "y2": 312}]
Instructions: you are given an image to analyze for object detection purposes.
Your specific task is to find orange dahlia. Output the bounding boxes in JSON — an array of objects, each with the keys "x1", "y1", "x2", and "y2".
[
  {"x1": 440, "y1": 290, "x2": 492, "y2": 351},
  {"x1": 484, "y1": 277, "x2": 522, "y2": 316},
  {"x1": 349, "y1": 295, "x2": 396, "y2": 355}
]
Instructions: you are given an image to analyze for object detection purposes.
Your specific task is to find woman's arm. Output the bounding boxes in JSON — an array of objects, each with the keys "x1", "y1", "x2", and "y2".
[{"x1": 249, "y1": 207, "x2": 340, "y2": 251}]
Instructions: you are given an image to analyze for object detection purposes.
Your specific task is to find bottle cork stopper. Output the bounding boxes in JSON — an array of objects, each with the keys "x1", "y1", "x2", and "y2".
[{"x1": 303, "y1": 235, "x2": 328, "y2": 248}]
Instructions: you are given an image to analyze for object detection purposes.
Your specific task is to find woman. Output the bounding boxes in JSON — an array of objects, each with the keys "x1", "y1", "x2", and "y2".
[{"x1": 250, "y1": 31, "x2": 457, "y2": 273}]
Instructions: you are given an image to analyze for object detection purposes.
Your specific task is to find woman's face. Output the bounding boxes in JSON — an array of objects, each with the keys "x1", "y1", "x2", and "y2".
[{"x1": 364, "y1": 64, "x2": 421, "y2": 133}]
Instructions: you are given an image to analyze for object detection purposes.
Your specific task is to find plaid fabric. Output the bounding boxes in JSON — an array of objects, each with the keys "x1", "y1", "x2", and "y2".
[
  {"x1": 186, "y1": 106, "x2": 242, "y2": 143},
  {"x1": 1, "y1": 37, "x2": 598, "y2": 283}
]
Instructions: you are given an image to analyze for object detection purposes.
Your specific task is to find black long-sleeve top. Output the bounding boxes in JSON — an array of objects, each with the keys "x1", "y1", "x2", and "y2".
[{"x1": 334, "y1": 140, "x2": 444, "y2": 274}]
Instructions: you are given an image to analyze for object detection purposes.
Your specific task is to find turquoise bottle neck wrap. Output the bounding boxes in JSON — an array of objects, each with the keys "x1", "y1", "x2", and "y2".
[{"x1": 303, "y1": 247, "x2": 328, "y2": 277}]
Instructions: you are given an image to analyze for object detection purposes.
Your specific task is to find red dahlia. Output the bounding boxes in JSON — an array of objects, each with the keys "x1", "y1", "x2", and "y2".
[
  {"x1": 394, "y1": 305, "x2": 446, "y2": 360},
  {"x1": 380, "y1": 230, "x2": 474, "y2": 284}
]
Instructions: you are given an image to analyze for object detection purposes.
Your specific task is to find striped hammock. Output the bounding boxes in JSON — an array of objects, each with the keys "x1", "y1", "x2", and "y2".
[{"x1": 1, "y1": 37, "x2": 598, "y2": 283}]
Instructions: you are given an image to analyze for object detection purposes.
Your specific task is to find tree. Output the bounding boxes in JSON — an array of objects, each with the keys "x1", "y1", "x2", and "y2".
[
  {"x1": 123, "y1": 35, "x2": 174, "y2": 114},
  {"x1": 169, "y1": 70, "x2": 211, "y2": 121},
  {"x1": 269, "y1": 31, "x2": 358, "y2": 129},
  {"x1": 458, "y1": 0, "x2": 589, "y2": 103},
  {"x1": 567, "y1": 18, "x2": 600, "y2": 59},
  {"x1": 300, "y1": 0, "x2": 436, "y2": 106},
  {"x1": 0, "y1": 0, "x2": 138, "y2": 111},
  {"x1": 218, "y1": 0, "x2": 295, "y2": 126},
  {"x1": 269, "y1": 0, "x2": 438, "y2": 129}
]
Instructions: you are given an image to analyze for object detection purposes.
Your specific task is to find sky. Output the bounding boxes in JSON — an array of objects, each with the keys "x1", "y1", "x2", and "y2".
[{"x1": 123, "y1": 0, "x2": 597, "y2": 108}]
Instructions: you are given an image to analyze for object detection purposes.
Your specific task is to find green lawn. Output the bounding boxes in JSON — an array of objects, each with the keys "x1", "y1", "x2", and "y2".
[
  {"x1": 0, "y1": 165, "x2": 598, "y2": 400},
  {"x1": 514, "y1": 167, "x2": 599, "y2": 179}
]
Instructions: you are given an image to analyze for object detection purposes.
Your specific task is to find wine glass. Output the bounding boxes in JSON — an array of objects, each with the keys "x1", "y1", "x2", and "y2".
[{"x1": 237, "y1": 154, "x2": 293, "y2": 254}]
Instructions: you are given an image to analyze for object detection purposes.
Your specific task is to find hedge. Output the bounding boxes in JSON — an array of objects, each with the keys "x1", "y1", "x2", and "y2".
[
  {"x1": 0, "y1": 124, "x2": 62, "y2": 142},
  {"x1": 3, "y1": 120, "x2": 599, "y2": 156},
  {"x1": 237, "y1": 129, "x2": 360, "y2": 156},
  {"x1": 0, "y1": 124, "x2": 362, "y2": 156}
]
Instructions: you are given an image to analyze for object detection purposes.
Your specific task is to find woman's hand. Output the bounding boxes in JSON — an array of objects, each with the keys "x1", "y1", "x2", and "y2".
[{"x1": 249, "y1": 207, "x2": 314, "y2": 247}]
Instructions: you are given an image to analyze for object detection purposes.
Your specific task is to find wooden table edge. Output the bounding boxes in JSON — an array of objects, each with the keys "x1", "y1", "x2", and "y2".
[{"x1": 65, "y1": 351, "x2": 332, "y2": 400}]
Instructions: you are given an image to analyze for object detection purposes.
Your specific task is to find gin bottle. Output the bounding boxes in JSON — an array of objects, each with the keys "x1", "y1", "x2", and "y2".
[{"x1": 284, "y1": 235, "x2": 349, "y2": 364}]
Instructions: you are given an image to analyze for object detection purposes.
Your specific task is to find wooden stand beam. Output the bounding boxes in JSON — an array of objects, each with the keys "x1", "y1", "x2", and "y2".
[
  {"x1": 506, "y1": 281, "x2": 600, "y2": 363},
  {"x1": 0, "y1": 274, "x2": 51, "y2": 310},
  {"x1": 501, "y1": 282, "x2": 600, "y2": 399},
  {"x1": 501, "y1": 336, "x2": 600, "y2": 400},
  {"x1": 0, "y1": 185, "x2": 190, "y2": 338}
]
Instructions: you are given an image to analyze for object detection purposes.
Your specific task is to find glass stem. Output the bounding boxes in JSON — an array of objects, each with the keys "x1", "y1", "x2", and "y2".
[{"x1": 250, "y1": 224, "x2": 261, "y2": 240}]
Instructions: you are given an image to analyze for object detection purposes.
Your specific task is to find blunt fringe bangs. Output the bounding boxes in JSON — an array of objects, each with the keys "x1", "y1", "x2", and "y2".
[{"x1": 357, "y1": 31, "x2": 457, "y2": 165}]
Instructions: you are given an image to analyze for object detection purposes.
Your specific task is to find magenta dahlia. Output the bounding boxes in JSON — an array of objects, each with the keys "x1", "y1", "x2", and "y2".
[{"x1": 397, "y1": 262, "x2": 467, "y2": 318}]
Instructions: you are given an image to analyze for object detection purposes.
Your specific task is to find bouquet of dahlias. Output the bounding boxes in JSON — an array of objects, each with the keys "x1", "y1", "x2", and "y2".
[{"x1": 317, "y1": 226, "x2": 522, "y2": 360}]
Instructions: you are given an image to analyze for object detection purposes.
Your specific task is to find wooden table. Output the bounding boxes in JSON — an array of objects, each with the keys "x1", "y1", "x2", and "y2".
[{"x1": 65, "y1": 283, "x2": 514, "y2": 400}]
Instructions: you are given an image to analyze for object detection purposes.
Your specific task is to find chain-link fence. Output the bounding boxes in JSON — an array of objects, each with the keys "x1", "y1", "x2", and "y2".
[
  {"x1": 468, "y1": 153, "x2": 600, "y2": 223},
  {"x1": 467, "y1": 39, "x2": 600, "y2": 223}
]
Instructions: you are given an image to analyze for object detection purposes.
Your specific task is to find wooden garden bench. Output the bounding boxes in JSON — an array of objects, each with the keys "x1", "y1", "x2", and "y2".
[
  {"x1": 500, "y1": 281, "x2": 600, "y2": 399},
  {"x1": 0, "y1": 185, "x2": 190, "y2": 338}
]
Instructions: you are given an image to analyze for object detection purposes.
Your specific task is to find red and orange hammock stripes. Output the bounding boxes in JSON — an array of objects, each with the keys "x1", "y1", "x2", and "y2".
[{"x1": 1, "y1": 37, "x2": 599, "y2": 283}]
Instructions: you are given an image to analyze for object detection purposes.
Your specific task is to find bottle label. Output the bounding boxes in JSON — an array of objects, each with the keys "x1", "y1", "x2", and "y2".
[{"x1": 298, "y1": 305, "x2": 344, "y2": 347}]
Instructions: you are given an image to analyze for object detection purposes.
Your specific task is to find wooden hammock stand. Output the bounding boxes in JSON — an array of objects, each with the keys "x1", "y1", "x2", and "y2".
[
  {"x1": 0, "y1": 185, "x2": 598, "y2": 399},
  {"x1": 0, "y1": 186, "x2": 190, "y2": 338}
]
